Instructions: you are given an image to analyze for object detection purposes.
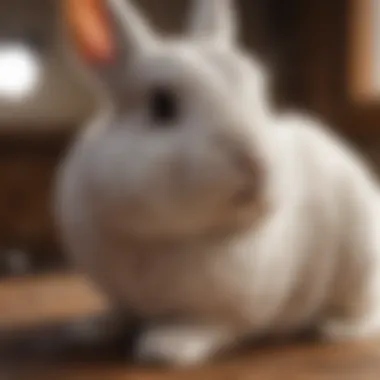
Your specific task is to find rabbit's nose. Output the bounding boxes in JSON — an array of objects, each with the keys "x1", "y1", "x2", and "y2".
[
  {"x1": 215, "y1": 132, "x2": 264, "y2": 206},
  {"x1": 230, "y1": 149, "x2": 264, "y2": 206}
]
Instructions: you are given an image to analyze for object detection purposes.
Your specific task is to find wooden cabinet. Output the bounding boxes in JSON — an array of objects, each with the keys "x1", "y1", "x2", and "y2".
[
  {"x1": 349, "y1": 0, "x2": 380, "y2": 103},
  {"x1": 292, "y1": 0, "x2": 380, "y2": 142}
]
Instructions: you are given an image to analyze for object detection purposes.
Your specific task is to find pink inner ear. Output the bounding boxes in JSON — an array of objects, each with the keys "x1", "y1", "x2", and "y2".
[{"x1": 64, "y1": 0, "x2": 117, "y2": 64}]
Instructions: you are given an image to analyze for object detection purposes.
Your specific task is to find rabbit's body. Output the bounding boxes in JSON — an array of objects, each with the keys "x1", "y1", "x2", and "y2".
[{"x1": 56, "y1": 0, "x2": 380, "y2": 366}]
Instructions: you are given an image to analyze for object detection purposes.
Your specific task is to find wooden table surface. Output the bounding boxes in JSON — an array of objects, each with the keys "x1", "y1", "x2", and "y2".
[{"x1": 1, "y1": 274, "x2": 380, "y2": 380}]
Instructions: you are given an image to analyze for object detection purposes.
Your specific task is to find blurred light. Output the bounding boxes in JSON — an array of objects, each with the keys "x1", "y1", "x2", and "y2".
[{"x1": 0, "y1": 44, "x2": 42, "y2": 101}]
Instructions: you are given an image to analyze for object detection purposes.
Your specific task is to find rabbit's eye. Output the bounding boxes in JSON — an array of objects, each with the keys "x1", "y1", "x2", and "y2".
[{"x1": 149, "y1": 87, "x2": 178, "y2": 125}]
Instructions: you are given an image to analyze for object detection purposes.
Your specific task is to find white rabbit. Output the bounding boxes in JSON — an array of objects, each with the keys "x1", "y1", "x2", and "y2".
[{"x1": 55, "y1": 0, "x2": 380, "y2": 367}]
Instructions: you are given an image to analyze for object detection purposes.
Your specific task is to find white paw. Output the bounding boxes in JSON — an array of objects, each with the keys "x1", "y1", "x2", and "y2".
[
  {"x1": 320, "y1": 316, "x2": 380, "y2": 342},
  {"x1": 135, "y1": 325, "x2": 227, "y2": 367}
]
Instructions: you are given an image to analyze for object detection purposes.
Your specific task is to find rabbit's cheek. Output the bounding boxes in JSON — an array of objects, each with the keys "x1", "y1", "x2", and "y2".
[{"x1": 172, "y1": 147, "x2": 248, "y2": 206}]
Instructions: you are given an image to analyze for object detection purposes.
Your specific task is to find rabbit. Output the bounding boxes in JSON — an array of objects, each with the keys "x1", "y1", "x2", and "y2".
[{"x1": 55, "y1": 0, "x2": 380, "y2": 367}]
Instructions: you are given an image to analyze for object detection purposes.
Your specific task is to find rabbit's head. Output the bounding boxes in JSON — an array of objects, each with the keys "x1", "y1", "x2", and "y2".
[{"x1": 66, "y1": 0, "x2": 274, "y2": 240}]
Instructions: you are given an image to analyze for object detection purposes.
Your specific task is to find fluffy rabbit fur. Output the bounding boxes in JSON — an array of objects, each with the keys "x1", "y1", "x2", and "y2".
[{"x1": 56, "y1": 0, "x2": 380, "y2": 367}]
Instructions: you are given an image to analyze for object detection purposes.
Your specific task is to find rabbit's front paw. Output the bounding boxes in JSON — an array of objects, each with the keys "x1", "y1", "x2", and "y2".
[{"x1": 135, "y1": 323, "x2": 237, "y2": 367}]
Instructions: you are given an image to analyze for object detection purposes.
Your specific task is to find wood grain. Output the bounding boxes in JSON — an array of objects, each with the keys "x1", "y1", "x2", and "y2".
[
  {"x1": 8, "y1": 338, "x2": 380, "y2": 380},
  {"x1": 0, "y1": 273, "x2": 108, "y2": 330},
  {"x1": 0, "y1": 273, "x2": 380, "y2": 379},
  {"x1": 348, "y1": 0, "x2": 377, "y2": 102}
]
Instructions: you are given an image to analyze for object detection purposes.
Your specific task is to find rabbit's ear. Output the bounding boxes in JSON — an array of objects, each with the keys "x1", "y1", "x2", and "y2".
[
  {"x1": 187, "y1": 0, "x2": 237, "y2": 47},
  {"x1": 65, "y1": 0, "x2": 157, "y2": 86},
  {"x1": 104, "y1": 0, "x2": 157, "y2": 54}
]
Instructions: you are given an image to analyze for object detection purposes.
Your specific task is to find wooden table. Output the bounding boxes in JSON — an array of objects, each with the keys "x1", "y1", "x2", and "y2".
[{"x1": 1, "y1": 274, "x2": 380, "y2": 380}]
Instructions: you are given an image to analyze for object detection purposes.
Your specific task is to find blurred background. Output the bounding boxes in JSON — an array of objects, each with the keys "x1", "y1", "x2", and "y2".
[{"x1": 0, "y1": 0, "x2": 380, "y2": 373}]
